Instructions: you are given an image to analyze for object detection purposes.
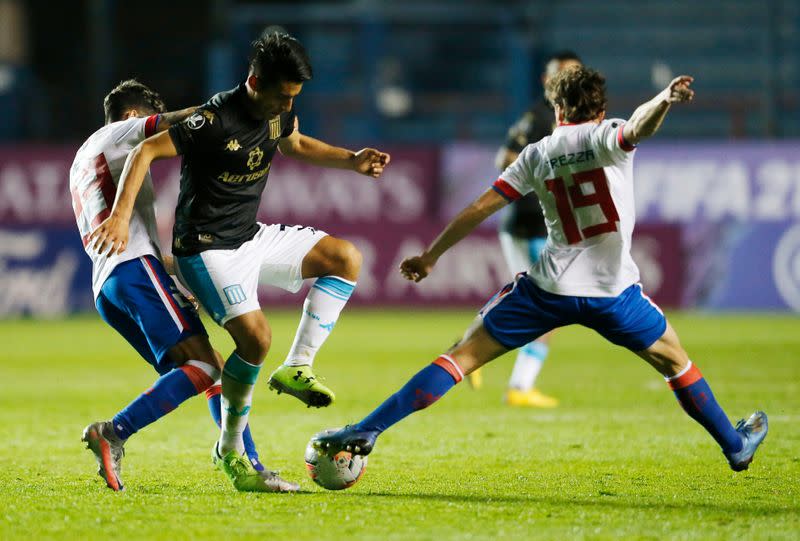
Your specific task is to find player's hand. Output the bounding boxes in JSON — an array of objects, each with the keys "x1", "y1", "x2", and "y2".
[
  {"x1": 663, "y1": 75, "x2": 694, "y2": 103},
  {"x1": 400, "y1": 254, "x2": 436, "y2": 282},
  {"x1": 88, "y1": 213, "x2": 130, "y2": 256},
  {"x1": 353, "y1": 148, "x2": 391, "y2": 178}
]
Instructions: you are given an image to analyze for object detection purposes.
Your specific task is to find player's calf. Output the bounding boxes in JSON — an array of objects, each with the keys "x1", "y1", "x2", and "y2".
[
  {"x1": 640, "y1": 324, "x2": 768, "y2": 470},
  {"x1": 316, "y1": 324, "x2": 507, "y2": 456},
  {"x1": 272, "y1": 238, "x2": 361, "y2": 408}
]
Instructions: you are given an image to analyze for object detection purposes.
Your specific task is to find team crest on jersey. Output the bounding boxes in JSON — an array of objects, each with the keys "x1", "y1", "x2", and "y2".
[
  {"x1": 186, "y1": 113, "x2": 205, "y2": 130},
  {"x1": 247, "y1": 146, "x2": 264, "y2": 170},
  {"x1": 201, "y1": 110, "x2": 215, "y2": 124},
  {"x1": 225, "y1": 139, "x2": 241, "y2": 151},
  {"x1": 268, "y1": 117, "x2": 281, "y2": 139}
]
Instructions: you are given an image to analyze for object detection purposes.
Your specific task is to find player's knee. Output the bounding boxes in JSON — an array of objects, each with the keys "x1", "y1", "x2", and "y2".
[
  {"x1": 328, "y1": 239, "x2": 361, "y2": 279},
  {"x1": 244, "y1": 328, "x2": 272, "y2": 362}
]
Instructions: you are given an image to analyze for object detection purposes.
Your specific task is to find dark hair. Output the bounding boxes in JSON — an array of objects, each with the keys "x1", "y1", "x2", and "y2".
[
  {"x1": 249, "y1": 32, "x2": 313, "y2": 87},
  {"x1": 545, "y1": 67, "x2": 607, "y2": 123},
  {"x1": 547, "y1": 50, "x2": 582, "y2": 65},
  {"x1": 103, "y1": 79, "x2": 166, "y2": 123}
]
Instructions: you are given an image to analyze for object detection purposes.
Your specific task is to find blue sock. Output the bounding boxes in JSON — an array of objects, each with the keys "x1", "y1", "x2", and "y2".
[
  {"x1": 667, "y1": 362, "x2": 743, "y2": 454},
  {"x1": 113, "y1": 365, "x2": 210, "y2": 440},
  {"x1": 357, "y1": 356, "x2": 463, "y2": 434},
  {"x1": 206, "y1": 386, "x2": 263, "y2": 471}
]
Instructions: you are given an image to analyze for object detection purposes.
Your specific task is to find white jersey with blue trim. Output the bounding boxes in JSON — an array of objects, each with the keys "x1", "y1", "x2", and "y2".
[
  {"x1": 69, "y1": 115, "x2": 162, "y2": 298},
  {"x1": 492, "y1": 118, "x2": 639, "y2": 297}
]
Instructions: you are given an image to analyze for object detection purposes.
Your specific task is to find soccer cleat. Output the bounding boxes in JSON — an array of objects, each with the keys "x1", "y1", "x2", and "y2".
[
  {"x1": 311, "y1": 425, "x2": 378, "y2": 457},
  {"x1": 268, "y1": 364, "x2": 335, "y2": 408},
  {"x1": 505, "y1": 388, "x2": 559, "y2": 408},
  {"x1": 467, "y1": 368, "x2": 483, "y2": 390},
  {"x1": 213, "y1": 443, "x2": 299, "y2": 493},
  {"x1": 724, "y1": 411, "x2": 768, "y2": 472},
  {"x1": 82, "y1": 421, "x2": 125, "y2": 491}
]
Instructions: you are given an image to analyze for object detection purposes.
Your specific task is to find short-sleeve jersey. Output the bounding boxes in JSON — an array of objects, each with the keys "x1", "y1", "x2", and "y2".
[
  {"x1": 168, "y1": 84, "x2": 296, "y2": 256},
  {"x1": 69, "y1": 115, "x2": 162, "y2": 297},
  {"x1": 499, "y1": 99, "x2": 554, "y2": 239},
  {"x1": 492, "y1": 118, "x2": 638, "y2": 297}
]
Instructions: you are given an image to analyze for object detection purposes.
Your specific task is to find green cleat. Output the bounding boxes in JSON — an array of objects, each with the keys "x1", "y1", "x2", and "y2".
[
  {"x1": 212, "y1": 444, "x2": 299, "y2": 493},
  {"x1": 268, "y1": 364, "x2": 335, "y2": 408}
]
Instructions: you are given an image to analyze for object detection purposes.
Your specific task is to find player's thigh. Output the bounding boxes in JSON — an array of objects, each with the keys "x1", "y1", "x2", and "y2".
[
  {"x1": 175, "y1": 246, "x2": 261, "y2": 327},
  {"x1": 634, "y1": 321, "x2": 689, "y2": 377},
  {"x1": 583, "y1": 283, "x2": 678, "y2": 371},
  {"x1": 479, "y1": 274, "x2": 566, "y2": 356},
  {"x1": 95, "y1": 289, "x2": 159, "y2": 368},
  {"x1": 117, "y1": 256, "x2": 208, "y2": 373},
  {"x1": 98, "y1": 257, "x2": 206, "y2": 374},
  {"x1": 223, "y1": 309, "x2": 272, "y2": 365},
  {"x1": 252, "y1": 223, "x2": 329, "y2": 290}
]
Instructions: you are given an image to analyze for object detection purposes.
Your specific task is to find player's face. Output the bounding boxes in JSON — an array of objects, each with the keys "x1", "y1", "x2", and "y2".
[{"x1": 254, "y1": 79, "x2": 304, "y2": 118}]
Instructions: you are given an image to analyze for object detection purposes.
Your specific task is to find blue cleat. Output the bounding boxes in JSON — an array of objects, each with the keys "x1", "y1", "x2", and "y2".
[
  {"x1": 725, "y1": 411, "x2": 768, "y2": 472},
  {"x1": 312, "y1": 425, "x2": 379, "y2": 457}
]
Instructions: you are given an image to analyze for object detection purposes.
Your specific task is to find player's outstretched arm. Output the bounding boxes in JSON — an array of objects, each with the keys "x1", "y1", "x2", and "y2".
[
  {"x1": 400, "y1": 189, "x2": 509, "y2": 282},
  {"x1": 278, "y1": 123, "x2": 390, "y2": 178},
  {"x1": 154, "y1": 107, "x2": 197, "y2": 132},
  {"x1": 622, "y1": 75, "x2": 694, "y2": 146},
  {"x1": 89, "y1": 131, "x2": 179, "y2": 255}
]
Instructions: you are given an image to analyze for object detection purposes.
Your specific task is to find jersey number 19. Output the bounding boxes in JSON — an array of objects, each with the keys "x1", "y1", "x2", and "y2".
[{"x1": 545, "y1": 168, "x2": 620, "y2": 245}]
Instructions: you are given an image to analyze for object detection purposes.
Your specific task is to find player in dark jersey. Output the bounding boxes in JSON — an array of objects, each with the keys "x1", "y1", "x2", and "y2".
[
  {"x1": 468, "y1": 51, "x2": 581, "y2": 408},
  {"x1": 90, "y1": 33, "x2": 390, "y2": 492}
]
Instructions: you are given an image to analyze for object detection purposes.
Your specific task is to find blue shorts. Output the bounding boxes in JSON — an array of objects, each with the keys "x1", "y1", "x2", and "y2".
[
  {"x1": 95, "y1": 255, "x2": 206, "y2": 375},
  {"x1": 481, "y1": 274, "x2": 667, "y2": 351}
]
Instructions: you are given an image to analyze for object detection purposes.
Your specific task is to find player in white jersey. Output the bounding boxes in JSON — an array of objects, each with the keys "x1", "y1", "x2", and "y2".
[
  {"x1": 73, "y1": 80, "x2": 296, "y2": 493},
  {"x1": 314, "y1": 68, "x2": 768, "y2": 474}
]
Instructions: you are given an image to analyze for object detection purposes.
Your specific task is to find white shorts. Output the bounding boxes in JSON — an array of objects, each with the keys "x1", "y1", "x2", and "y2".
[
  {"x1": 175, "y1": 223, "x2": 327, "y2": 325},
  {"x1": 498, "y1": 231, "x2": 547, "y2": 277}
]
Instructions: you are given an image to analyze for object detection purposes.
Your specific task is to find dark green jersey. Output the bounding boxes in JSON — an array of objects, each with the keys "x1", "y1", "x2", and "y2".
[
  {"x1": 499, "y1": 99, "x2": 554, "y2": 239},
  {"x1": 168, "y1": 84, "x2": 296, "y2": 256}
]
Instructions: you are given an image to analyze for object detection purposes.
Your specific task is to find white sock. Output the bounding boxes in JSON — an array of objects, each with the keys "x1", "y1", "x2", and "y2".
[
  {"x1": 218, "y1": 352, "x2": 260, "y2": 455},
  {"x1": 508, "y1": 341, "x2": 549, "y2": 391},
  {"x1": 284, "y1": 276, "x2": 356, "y2": 367}
]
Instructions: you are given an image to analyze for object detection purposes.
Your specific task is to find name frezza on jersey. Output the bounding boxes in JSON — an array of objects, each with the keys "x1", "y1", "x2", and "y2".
[
  {"x1": 69, "y1": 115, "x2": 162, "y2": 297},
  {"x1": 493, "y1": 118, "x2": 639, "y2": 297}
]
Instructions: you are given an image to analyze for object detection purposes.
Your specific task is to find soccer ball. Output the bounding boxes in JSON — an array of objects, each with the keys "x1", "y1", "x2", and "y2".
[{"x1": 305, "y1": 429, "x2": 368, "y2": 490}]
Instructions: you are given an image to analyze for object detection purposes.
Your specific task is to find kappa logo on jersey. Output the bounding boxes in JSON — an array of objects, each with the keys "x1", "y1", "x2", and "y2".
[
  {"x1": 268, "y1": 117, "x2": 281, "y2": 139},
  {"x1": 223, "y1": 284, "x2": 247, "y2": 305},
  {"x1": 225, "y1": 139, "x2": 241, "y2": 151},
  {"x1": 247, "y1": 147, "x2": 264, "y2": 170},
  {"x1": 186, "y1": 113, "x2": 206, "y2": 130}
]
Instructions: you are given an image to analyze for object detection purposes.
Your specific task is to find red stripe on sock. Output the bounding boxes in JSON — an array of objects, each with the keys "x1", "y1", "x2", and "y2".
[
  {"x1": 180, "y1": 365, "x2": 215, "y2": 393},
  {"x1": 205, "y1": 384, "x2": 222, "y2": 400},
  {"x1": 433, "y1": 356, "x2": 463, "y2": 383},
  {"x1": 667, "y1": 364, "x2": 703, "y2": 390}
]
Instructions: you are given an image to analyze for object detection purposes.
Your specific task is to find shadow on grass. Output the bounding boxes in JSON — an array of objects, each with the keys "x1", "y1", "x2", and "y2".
[{"x1": 330, "y1": 490, "x2": 799, "y2": 515}]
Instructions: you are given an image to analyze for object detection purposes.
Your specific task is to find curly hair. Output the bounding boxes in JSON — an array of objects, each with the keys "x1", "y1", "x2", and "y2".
[
  {"x1": 545, "y1": 67, "x2": 607, "y2": 123},
  {"x1": 103, "y1": 79, "x2": 166, "y2": 123},
  {"x1": 250, "y1": 32, "x2": 313, "y2": 86}
]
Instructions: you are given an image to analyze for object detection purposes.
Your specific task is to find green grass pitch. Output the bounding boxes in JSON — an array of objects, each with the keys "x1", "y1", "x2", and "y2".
[{"x1": 1, "y1": 310, "x2": 798, "y2": 540}]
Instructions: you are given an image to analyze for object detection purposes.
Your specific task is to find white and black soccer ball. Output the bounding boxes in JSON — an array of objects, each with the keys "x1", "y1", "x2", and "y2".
[{"x1": 305, "y1": 429, "x2": 367, "y2": 490}]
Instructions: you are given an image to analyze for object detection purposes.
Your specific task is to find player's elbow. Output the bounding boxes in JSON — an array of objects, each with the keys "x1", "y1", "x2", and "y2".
[{"x1": 278, "y1": 139, "x2": 302, "y2": 157}]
